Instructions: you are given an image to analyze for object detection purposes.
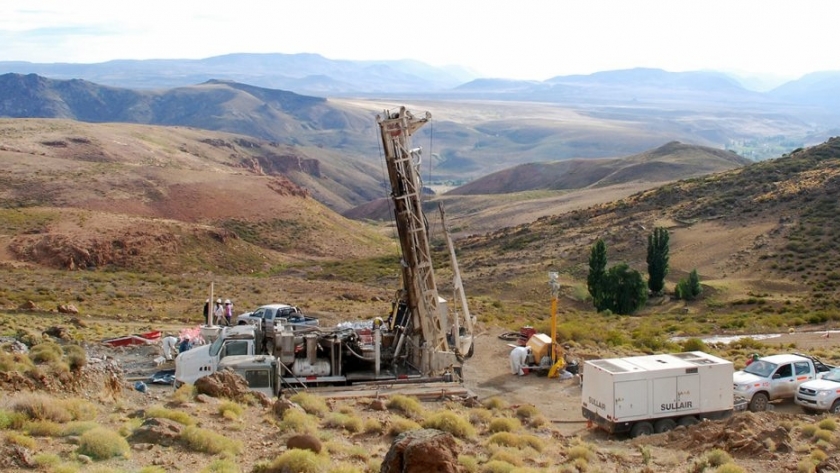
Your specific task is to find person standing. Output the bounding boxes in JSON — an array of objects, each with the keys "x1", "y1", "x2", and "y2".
[
  {"x1": 202, "y1": 299, "x2": 210, "y2": 324},
  {"x1": 224, "y1": 299, "x2": 234, "y2": 326},
  {"x1": 213, "y1": 298, "x2": 224, "y2": 325}
]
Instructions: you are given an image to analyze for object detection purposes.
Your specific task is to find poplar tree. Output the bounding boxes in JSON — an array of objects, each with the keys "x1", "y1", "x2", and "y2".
[
  {"x1": 647, "y1": 227, "x2": 670, "y2": 295},
  {"x1": 587, "y1": 239, "x2": 608, "y2": 311}
]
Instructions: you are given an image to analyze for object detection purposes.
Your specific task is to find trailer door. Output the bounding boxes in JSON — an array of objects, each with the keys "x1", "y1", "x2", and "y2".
[
  {"x1": 677, "y1": 375, "x2": 700, "y2": 413},
  {"x1": 615, "y1": 380, "x2": 648, "y2": 419}
]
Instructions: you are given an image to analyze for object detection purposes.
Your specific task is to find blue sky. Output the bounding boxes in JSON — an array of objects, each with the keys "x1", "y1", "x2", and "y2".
[{"x1": 2, "y1": 1, "x2": 839, "y2": 81}]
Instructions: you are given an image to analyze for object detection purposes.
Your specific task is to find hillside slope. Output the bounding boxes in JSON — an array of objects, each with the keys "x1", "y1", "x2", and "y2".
[
  {"x1": 457, "y1": 137, "x2": 840, "y2": 314},
  {"x1": 0, "y1": 119, "x2": 395, "y2": 273}
]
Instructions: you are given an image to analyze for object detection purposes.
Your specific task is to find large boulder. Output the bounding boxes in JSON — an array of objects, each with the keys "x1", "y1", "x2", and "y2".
[
  {"x1": 194, "y1": 369, "x2": 249, "y2": 400},
  {"x1": 381, "y1": 429, "x2": 461, "y2": 473},
  {"x1": 128, "y1": 417, "x2": 183, "y2": 447},
  {"x1": 286, "y1": 434, "x2": 322, "y2": 454}
]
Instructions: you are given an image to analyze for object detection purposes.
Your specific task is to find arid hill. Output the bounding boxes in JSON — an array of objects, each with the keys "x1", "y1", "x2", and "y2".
[
  {"x1": 457, "y1": 137, "x2": 840, "y2": 314},
  {"x1": 0, "y1": 119, "x2": 395, "y2": 273}
]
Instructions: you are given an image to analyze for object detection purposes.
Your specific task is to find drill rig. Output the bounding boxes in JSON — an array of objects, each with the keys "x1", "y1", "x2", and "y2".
[{"x1": 378, "y1": 106, "x2": 475, "y2": 377}]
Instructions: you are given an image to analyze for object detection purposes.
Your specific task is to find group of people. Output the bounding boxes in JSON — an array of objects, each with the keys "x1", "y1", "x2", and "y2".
[
  {"x1": 203, "y1": 298, "x2": 235, "y2": 326},
  {"x1": 161, "y1": 335, "x2": 193, "y2": 361}
]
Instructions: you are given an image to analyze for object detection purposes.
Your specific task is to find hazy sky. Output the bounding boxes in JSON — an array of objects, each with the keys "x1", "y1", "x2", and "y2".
[{"x1": 2, "y1": 1, "x2": 838, "y2": 81}]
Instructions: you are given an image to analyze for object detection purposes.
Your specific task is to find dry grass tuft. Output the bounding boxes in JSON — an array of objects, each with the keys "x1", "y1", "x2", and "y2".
[
  {"x1": 180, "y1": 425, "x2": 243, "y2": 455},
  {"x1": 386, "y1": 394, "x2": 425, "y2": 419},
  {"x1": 421, "y1": 411, "x2": 476, "y2": 439},
  {"x1": 323, "y1": 412, "x2": 363, "y2": 433},
  {"x1": 279, "y1": 408, "x2": 318, "y2": 434},
  {"x1": 289, "y1": 392, "x2": 329, "y2": 417},
  {"x1": 77, "y1": 426, "x2": 130, "y2": 460},
  {"x1": 388, "y1": 416, "x2": 421, "y2": 436},
  {"x1": 146, "y1": 405, "x2": 197, "y2": 426},
  {"x1": 488, "y1": 417, "x2": 521, "y2": 433},
  {"x1": 253, "y1": 449, "x2": 329, "y2": 473}
]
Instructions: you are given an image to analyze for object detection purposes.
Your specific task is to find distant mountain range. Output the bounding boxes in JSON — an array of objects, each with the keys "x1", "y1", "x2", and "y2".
[{"x1": 2, "y1": 54, "x2": 840, "y2": 184}]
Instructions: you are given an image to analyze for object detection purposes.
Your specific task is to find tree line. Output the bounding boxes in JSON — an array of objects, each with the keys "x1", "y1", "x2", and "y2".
[{"x1": 587, "y1": 227, "x2": 701, "y2": 315}]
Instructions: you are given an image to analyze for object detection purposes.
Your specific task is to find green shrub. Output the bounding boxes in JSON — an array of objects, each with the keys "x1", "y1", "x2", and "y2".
[
  {"x1": 519, "y1": 433, "x2": 545, "y2": 453},
  {"x1": 813, "y1": 428, "x2": 833, "y2": 442},
  {"x1": 713, "y1": 465, "x2": 746, "y2": 473},
  {"x1": 218, "y1": 400, "x2": 244, "y2": 420},
  {"x1": 487, "y1": 432, "x2": 519, "y2": 448},
  {"x1": 12, "y1": 394, "x2": 72, "y2": 422},
  {"x1": 514, "y1": 404, "x2": 539, "y2": 419},
  {"x1": 61, "y1": 421, "x2": 100, "y2": 437},
  {"x1": 490, "y1": 449, "x2": 522, "y2": 466},
  {"x1": 482, "y1": 397, "x2": 507, "y2": 410},
  {"x1": 254, "y1": 449, "x2": 329, "y2": 473},
  {"x1": 682, "y1": 337, "x2": 708, "y2": 352},
  {"x1": 363, "y1": 417, "x2": 383, "y2": 434},
  {"x1": 29, "y1": 342, "x2": 63, "y2": 363},
  {"x1": 818, "y1": 418, "x2": 837, "y2": 431},
  {"x1": 279, "y1": 409, "x2": 318, "y2": 434},
  {"x1": 146, "y1": 405, "x2": 196, "y2": 426},
  {"x1": 323, "y1": 412, "x2": 363, "y2": 433},
  {"x1": 705, "y1": 449, "x2": 733, "y2": 467},
  {"x1": 180, "y1": 425, "x2": 243, "y2": 455},
  {"x1": 25, "y1": 420, "x2": 64, "y2": 436},
  {"x1": 489, "y1": 417, "x2": 521, "y2": 433},
  {"x1": 801, "y1": 424, "x2": 819, "y2": 436},
  {"x1": 480, "y1": 460, "x2": 515, "y2": 473},
  {"x1": 5, "y1": 431, "x2": 36, "y2": 449},
  {"x1": 421, "y1": 411, "x2": 476, "y2": 439},
  {"x1": 32, "y1": 453, "x2": 61, "y2": 468},
  {"x1": 200, "y1": 458, "x2": 240, "y2": 473},
  {"x1": 388, "y1": 416, "x2": 421, "y2": 436},
  {"x1": 62, "y1": 344, "x2": 87, "y2": 371},
  {"x1": 468, "y1": 408, "x2": 493, "y2": 425},
  {"x1": 567, "y1": 445, "x2": 593, "y2": 461},
  {"x1": 386, "y1": 394, "x2": 424, "y2": 418},
  {"x1": 289, "y1": 392, "x2": 329, "y2": 417},
  {"x1": 459, "y1": 454, "x2": 479, "y2": 473},
  {"x1": 77, "y1": 427, "x2": 130, "y2": 460},
  {"x1": 63, "y1": 398, "x2": 97, "y2": 421}
]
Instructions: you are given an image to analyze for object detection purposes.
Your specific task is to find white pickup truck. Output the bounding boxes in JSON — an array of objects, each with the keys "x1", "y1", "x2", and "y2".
[
  {"x1": 795, "y1": 367, "x2": 840, "y2": 413},
  {"x1": 733, "y1": 353, "x2": 834, "y2": 412}
]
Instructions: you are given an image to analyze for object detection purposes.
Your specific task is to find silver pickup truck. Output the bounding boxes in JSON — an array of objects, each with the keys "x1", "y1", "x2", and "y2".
[{"x1": 733, "y1": 353, "x2": 834, "y2": 412}]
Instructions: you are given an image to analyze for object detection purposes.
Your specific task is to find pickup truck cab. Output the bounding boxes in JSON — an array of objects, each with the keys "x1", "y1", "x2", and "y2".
[
  {"x1": 795, "y1": 367, "x2": 840, "y2": 413},
  {"x1": 733, "y1": 353, "x2": 833, "y2": 412},
  {"x1": 174, "y1": 325, "x2": 259, "y2": 386},
  {"x1": 236, "y1": 303, "x2": 319, "y2": 334}
]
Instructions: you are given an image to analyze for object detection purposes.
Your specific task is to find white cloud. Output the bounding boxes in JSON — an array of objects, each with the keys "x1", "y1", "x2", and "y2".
[{"x1": 1, "y1": 0, "x2": 839, "y2": 80}]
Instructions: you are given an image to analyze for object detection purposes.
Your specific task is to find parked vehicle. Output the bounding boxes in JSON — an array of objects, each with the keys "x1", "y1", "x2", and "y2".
[
  {"x1": 582, "y1": 351, "x2": 734, "y2": 438},
  {"x1": 236, "y1": 303, "x2": 319, "y2": 334},
  {"x1": 795, "y1": 367, "x2": 840, "y2": 413},
  {"x1": 733, "y1": 353, "x2": 834, "y2": 412},
  {"x1": 174, "y1": 325, "x2": 261, "y2": 386}
]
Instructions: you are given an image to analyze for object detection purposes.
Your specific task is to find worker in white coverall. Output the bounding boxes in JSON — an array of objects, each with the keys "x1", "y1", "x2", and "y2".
[
  {"x1": 509, "y1": 346, "x2": 531, "y2": 376},
  {"x1": 162, "y1": 336, "x2": 179, "y2": 361}
]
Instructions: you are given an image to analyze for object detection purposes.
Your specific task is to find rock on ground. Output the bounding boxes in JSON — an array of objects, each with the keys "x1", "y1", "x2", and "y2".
[{"x1": 381, "y1": 429, "x2": 461, "y2": 473}]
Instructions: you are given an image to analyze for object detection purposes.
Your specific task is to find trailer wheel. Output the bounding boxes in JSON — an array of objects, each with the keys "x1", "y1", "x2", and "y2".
[
  {"x1": 654, "y1": 418, "x2": 676, "y2": 433},
  {"x1": 830, "y1": 400, "x2": 840, "y2": 414},
  {"x1": 749, "y1": 392, "x2": 769, "y2": 412},
  {"x1": 630, "y1": 421, "x2": 654, "y2": 438},
  {"x1": 677, "y1": 416, "x2": 698, "y2": 427}
]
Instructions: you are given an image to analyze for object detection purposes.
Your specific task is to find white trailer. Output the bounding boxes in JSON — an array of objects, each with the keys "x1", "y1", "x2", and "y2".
[{"x1": 581, "y1": 351, "x2": 734, "y2": 437}]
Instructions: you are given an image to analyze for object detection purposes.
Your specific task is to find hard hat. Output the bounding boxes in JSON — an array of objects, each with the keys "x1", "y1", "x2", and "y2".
[
  {"x1": 206, "y1": 299, "x2": 209, "y2": 302},
  {"x1": 216, "y1": 298, "x2": 222, "y2": 303},
  {"x1": 225, "y1": 299, "x2": 231, "y2": 304}
]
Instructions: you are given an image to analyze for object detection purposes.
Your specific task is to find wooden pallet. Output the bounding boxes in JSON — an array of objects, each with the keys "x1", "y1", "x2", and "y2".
[{"x1": 304, "y1": 382, "x2": 474, "y2": 401}]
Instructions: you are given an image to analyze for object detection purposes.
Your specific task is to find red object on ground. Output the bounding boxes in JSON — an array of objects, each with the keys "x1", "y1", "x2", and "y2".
[
  {"x1": 102, "y1": 330, "x2": 162, "y2": 347},
  {"x1": 518, "y1": 326, "x2": 536, "y2": 345}
]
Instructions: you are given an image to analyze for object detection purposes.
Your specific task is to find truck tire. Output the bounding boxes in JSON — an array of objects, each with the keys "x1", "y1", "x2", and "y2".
[
  {"x1": 677, "y1": 416, "x2": 698, "y2": 427},
  {"x1": 830, "y1": 400, "x2": 840, "y2": 414},
  {"x1": 654, "y1": 418, "x2": 676, "y2": 433},
  {"x1": 630, "y1": 421, "x2": 654, "y2": 438},
  {"x1": 749, "y1": 392, "x2": 769, "y2": 412}
]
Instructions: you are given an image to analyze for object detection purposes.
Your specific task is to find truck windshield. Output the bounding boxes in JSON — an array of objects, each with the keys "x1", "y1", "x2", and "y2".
[
  {"x1": 208, "y1": 336, "x2": 224, "y2": 357},
  {"x1": 744, "y1": 360, "x2": 777, "y2": 377},
  {"x1": 823, "y1": 368, "x2": 840, "y2": 383}
]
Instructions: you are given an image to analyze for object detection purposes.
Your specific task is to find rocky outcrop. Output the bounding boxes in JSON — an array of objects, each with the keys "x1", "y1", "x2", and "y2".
[
  {"x1": 381, "y1": 429, "x2": 462, "y2": 473},
  {"x1": 194, "y1": 369, "x2": 250, "y2": 401},
  {"x1": 128, "y1": 417, "x2": 184, "y2": 447}
]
